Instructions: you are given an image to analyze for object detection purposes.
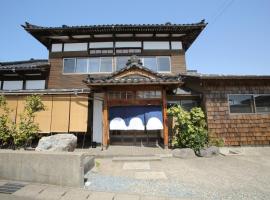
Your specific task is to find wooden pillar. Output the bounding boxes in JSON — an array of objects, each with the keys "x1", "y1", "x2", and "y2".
[
  {"x1": 162, "y1": 89, "x2": 169, "y2": 148},
  {"x1": 102, "y1": 91, "x2": 109, "y2": 148}
]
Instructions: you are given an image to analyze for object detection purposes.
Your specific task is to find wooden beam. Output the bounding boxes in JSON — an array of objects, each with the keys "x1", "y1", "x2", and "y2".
[
  {"x1": 162, "y1": 89, "x2": 169, "y2": 148},
  {"x1": 102, "y1": 91, "x2": 109, "y2": 148}
]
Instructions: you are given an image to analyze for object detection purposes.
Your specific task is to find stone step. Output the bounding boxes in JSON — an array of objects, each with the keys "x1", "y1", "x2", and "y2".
[{"x1": 112, "y1": 156, "x2": 161, "y2": 162}]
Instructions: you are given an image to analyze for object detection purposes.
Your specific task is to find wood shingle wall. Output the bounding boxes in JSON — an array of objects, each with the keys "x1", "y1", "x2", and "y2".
[{"x1": 204, "y1": 83, "x2": 270, "y2": 146}]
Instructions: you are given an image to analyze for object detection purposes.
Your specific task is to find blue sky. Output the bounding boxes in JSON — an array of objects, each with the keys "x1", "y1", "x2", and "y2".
[{"x1": 0, "y1": 0, "x2": 270, "y2": 75}]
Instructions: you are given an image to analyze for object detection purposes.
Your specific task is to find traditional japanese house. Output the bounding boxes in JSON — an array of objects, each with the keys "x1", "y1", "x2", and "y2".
[{"x1": 0, "y1": 20, "x2": 269, "y2": 147}]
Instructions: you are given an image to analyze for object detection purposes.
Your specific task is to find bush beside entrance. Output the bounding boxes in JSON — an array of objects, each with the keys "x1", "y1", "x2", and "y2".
[{"x1": 168, "y1": 106, "x2": 208, "y2": 154}]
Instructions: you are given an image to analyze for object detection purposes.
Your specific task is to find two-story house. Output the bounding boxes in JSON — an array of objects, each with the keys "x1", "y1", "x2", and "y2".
[{"x1": 0, "y1": 20, "x2": 269, "y2": 148}]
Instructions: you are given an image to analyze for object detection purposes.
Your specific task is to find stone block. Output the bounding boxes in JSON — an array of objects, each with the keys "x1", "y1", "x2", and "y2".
[{"x1": 172, "y1": 148, "x2": 196, "y2": 159}]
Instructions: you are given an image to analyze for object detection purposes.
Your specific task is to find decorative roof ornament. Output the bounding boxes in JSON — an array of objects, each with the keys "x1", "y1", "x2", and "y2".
[{"x1": 126, "y1": 55, "x2": 143, "y2": 67}]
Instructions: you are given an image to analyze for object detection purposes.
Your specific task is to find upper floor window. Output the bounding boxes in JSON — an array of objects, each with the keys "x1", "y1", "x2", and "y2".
[
  {"x1": 63, "y1": 57, "x2": 113, "y2": 74},
  {"x1": 141, "y1": 57, "x2": 170, "y2": 72},
  {"x1": 64, "y1": 43, "x2": 88, "y2": 51},
  {"x1": 53, "y1": 41, "x2": 182, "y2": 53},
  {"x1": 89, "y1": 42, "x2": 113, "y2": 49},
  {"x1": 143, "y1": 41, "x2": 170, "y2": 50},
  {"x1": 115, "y1": 57, "x2": 129, "y2": 71},
  {"x1": 51, "y1": 43, "x2": 62, "y2": 52},
  {"x1": 228, "y1": 94, "x2": 270, "y2": 114},
  {"x1": 63, "y1": 56, "x2": 171, "y2": 74}
]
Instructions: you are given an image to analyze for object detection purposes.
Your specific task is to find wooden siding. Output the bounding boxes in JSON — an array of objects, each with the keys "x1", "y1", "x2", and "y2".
[
  {"x1": 203, "y1": 83, "x2": 270, "y2": 146},
  {"x1": 48, "y1": 58, "x2": 88, "y2": 89},
  {"x1": 48, "y1": 53, "x2": 186, "y2": 89},
  {"x1": 170, "y1": 54, "x2": 186, "y2": 74}
]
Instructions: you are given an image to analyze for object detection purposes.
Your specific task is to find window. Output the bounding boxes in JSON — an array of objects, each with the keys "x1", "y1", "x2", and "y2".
[
  {"x1": 89, "y1": 42, "x2": 113, "y2": 49},
  {"x1": 141, "y1": 57, "x2": 171, "y2": 72},
  {"x1": 3, "y1": 81, "x2": 23, "y2": 90},
  {"x1": 229, "y1": 95, "x2": 255, "y2": 113},
  {"x1": 115, "y1": 42, "x2": 141, "y2": 48},
  {"x1": 115, "y1": 49, "x2": 141, "y2": 54},
  {"x1": 136, "y1": 90, "x2": 161, "y2": 99},
  {"x1": 89, "y1": 58, "x2": 100, "y2": 73},
  {"x1": 143, "y1": 57, "x2": 157, "y2": 71},
  {"x1": 63, "y1": 58, "x2": 76, "y2": 73},
  {"x1": 143, "y1": 41, "x2": 170, "y2": 50},
  {"x1": 64, "y1": 43, "x2": 88, "y2": 51},
  {"x1": 171, "y1": 41, "x2": 182, "y2": 50},
  {"x1": 100, "y1": 57, "x2": 113, "y2": 72},
  {"x1": 76, "y1": 58, "x2": 88, "y2": 73},
  {"x1": 108, "y1": 91, "x2": 133, "y2": 100},
  {"x1": 115, "y1": 57, "x2": 129, "y2": 71},
  {"x1": 254, "y1": 95, "x2": 270, "y2": 113},
  {"x1": 51, "y1": 43, "x2": 62, "y2": 52},
  {"x1": 167, "y1": 100, "x2": 199, "y2": 111},
  {"x1": 157, "y1": 57, "x2": 170, "y2": 72},
  {"x1": 25, "y1": 80, "x2": 45, "y2": 90},
  {"x1": 64, "y1": 57, "x2": 113, "y2": 74}
]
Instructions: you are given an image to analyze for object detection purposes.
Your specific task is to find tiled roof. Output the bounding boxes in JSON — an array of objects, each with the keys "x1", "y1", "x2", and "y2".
[
  {"x1": 23, "y1": 20, "x2": 207, "y2": 30},
  {"x1": 22, "y1": 21, "x2": 207, "y2": 50},
  {"x1": 0, "y1": 59, "x2": 49, "y2": 71},
  {"x1": 182, "y1": 72, "x2": 270, "y2": 80}
]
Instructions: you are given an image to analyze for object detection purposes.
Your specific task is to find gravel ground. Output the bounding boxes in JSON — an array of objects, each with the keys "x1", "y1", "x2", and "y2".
[{"x1": 85, "y1": 147, "x2": 270, "y2": 200}]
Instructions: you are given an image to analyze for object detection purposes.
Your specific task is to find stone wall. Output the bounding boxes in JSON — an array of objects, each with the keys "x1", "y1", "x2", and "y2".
[{"x1": 204, "y1": 83, "x2": 270, "y2": 146}]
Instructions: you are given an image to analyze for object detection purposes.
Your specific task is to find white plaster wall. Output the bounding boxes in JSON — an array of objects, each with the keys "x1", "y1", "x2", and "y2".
[{"x1": 92, "y1": 93, "x2": 103, "y2": 143}]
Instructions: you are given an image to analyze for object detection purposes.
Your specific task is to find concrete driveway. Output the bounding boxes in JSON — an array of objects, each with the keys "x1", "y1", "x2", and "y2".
[{"x1": 85, "y1": 147, "x2": 270, "y2": 200}]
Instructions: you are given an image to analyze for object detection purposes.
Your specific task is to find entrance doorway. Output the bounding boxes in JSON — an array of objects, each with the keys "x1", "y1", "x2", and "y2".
[
  {"x1": 110, "y1": 130, "x2": 160, "y2": 146},
  {"x1": 109, "y1": 106, "x2": 163, "y2": 146}
]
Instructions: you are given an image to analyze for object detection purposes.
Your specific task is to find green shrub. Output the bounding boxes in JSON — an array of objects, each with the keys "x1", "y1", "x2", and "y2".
[
  {"x1": 0, "y1": 96, "x2": 16, "y2": 147},
  {"x1": 0, "y1": 95, "x2": 45, "y2": 149},
  {"x1": 209, "y1": 137, "x2": 224, "y2": 147},
  {"x1": 168, "y1": 105, "x2": 208, "y2": 154}
]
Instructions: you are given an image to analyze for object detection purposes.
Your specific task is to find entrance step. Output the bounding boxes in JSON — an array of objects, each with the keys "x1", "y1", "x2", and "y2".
[{"x1": 112, "y1": 156, "x2": 161, "y2": 162}]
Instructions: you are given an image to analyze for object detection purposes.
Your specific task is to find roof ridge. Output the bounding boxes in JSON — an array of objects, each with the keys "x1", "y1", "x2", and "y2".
[
  {"x1": 23, "y1": 20, "x2": 207, "y2": 29},
  {"x1": 0, "y1": 59, "x2": 48, "y2": 66}
]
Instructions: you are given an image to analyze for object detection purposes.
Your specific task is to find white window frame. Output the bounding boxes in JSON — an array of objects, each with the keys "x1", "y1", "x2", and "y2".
[
  {"x1": 143, "y1": 41, "x2": 170, "y2": 50},
  {"x1": 63, "y1": 43, "x2": 88, "y2": 52},
  {"x1": 63, "y1": 57, "x2": 113, "y2": 75},
  {"x1": 141, "y1": 56, "x2": 171, "y2": 73},
  {"x1": 51, "y1": 43, "x2": 63, "y2": 52}
]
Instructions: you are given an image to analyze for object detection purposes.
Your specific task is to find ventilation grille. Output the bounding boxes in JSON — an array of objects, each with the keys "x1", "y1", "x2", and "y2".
[{"x1": 0, "y1": 182, "x2": 26, "y2": 194}]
